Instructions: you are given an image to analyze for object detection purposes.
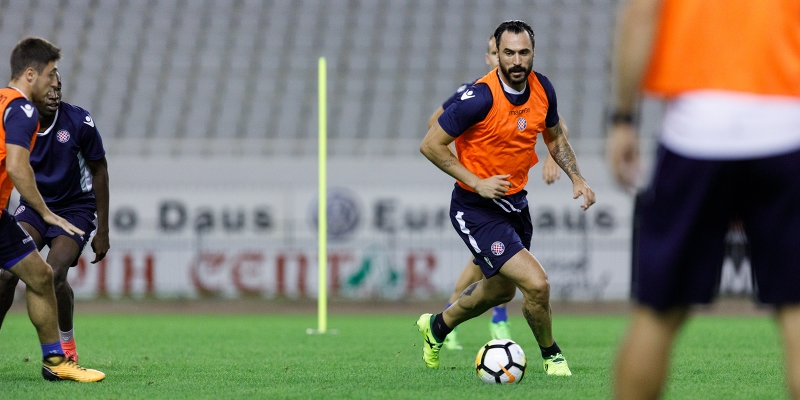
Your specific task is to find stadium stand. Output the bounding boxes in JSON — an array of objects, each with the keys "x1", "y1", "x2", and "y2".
[{"x1": 0, "y1": 0, "x2": 629, "y2": 157}]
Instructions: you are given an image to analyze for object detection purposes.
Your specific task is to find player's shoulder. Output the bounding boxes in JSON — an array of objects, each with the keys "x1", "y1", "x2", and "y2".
[
  {"x1": 454, "y1": 79, "x2": 479, "y2": 95},
  {"x1": 5, "y1": 97, "x2": 38, "y2": 120},
  {"x1": 461, "y1": 81, "x2": 492, "y2": 102},
  {"x1": 60, "y1": 101, "x2": 96, "y2": 128},
  {"x1": 532, "y1": 71, "x2": 555, "y2": 90}
]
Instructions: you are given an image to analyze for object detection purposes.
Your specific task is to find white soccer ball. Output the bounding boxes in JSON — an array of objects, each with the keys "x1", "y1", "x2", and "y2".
[{"x1": 475, "y1": 339, "x2": 527, "y2": 384}]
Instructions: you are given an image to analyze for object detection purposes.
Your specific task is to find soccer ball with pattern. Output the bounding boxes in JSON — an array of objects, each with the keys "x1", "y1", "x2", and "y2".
[{"x1": 475, "y1": 339, "x2": 527, "y2": 384}]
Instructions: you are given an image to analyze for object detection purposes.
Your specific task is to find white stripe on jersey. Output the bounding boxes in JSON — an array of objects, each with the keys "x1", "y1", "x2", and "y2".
[{"x1": 76, "y1": 152, "x2": 93, "y2": 193}]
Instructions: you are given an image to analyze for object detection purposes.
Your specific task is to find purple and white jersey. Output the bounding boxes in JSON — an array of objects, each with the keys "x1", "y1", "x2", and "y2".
[{"x1": 23, "y1": 101, "x2": 105, "y2": 206}]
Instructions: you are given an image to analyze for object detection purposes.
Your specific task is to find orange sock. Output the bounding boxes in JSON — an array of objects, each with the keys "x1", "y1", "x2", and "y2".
[{"x1": 61, "y1": 339, "x2": 78, "y2": 363}]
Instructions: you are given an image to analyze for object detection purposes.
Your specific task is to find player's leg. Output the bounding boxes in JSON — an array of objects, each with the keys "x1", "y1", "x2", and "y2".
[
  {"x1": 616, "y1": 147, "x2": 733, "y2": 394},
  {"x1": 39, "y1": 204, "x2": 95, "y2": 362},
  {"x1": 495, "y1": 249, "x2": 571, "y2": 375},
  {"x1": 443, "y1": 271, "x2": 517, "y2": 327},
  {"x1": 8, "y1": 252, "x2": 60, "y2": 345},
  {"x1": 0, "y1": 270, "x2": 21, "y2": 330},
  {"x1": 417, "y1": 272, "x2": 516, "y2": 369},
  {"x1": 45, "y1": 235, "x2": 82, "y2": 362},
  {"x1": 442, "y1": 258, "x2": 483, "y2": 350},
  {"x1": 0, "y1": 218, "x2": 44, "y2": 330},
  {"x1": 614, "y1": 305, "x2": 689, "y2": 400},
  {"x1": 8, "y1": 252, "x2": 105, "y2": 382},
  {"x1": 776, "y1": 305, "x2": 800, "y2": 399}
]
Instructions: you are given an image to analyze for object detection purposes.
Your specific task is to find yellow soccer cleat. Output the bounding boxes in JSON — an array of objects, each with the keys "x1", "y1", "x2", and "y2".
[
  {"x1": 416, "y1": 313, "x2": 443, "y2": 369},
  {"x1": 543, "y1": 352, "x2": 572, "y2": 376},
  {"x1": 42, "y1": 356, "x2": 106, "y2": 382}
]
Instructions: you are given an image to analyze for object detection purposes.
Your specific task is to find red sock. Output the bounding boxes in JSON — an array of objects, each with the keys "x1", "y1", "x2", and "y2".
[{"x1": 61, "y1": 339, "x2": 78, "y2": 362}]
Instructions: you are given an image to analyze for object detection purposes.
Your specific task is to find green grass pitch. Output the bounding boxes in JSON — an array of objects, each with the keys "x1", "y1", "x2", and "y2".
[{"x1": 0, "y1": 311, "x2": 787, "y2": 399}]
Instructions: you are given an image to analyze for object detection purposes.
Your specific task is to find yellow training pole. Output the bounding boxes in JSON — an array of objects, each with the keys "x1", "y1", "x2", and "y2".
[{"x1": 317, "y1": 57, "x2": 327, "y2": 334}]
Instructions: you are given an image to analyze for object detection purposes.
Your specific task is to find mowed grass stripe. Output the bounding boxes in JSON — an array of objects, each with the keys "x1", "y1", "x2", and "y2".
[{"x1": 0, "y1": 313, "x2": 786, "y2": 399}]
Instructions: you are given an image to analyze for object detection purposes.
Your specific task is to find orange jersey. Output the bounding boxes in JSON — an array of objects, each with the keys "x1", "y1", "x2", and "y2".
[
  {"x1": 644, "y1": 0, "x2": 800, "y2": 98},
  {"x1": 0, "y1": 88, "x2": 39, "y2": 211},
  {"x1": 453, "y1": 69, "x2": 553, "y2": 195}
]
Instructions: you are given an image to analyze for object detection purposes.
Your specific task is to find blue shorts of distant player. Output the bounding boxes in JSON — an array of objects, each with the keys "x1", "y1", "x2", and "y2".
[{"x1": 14, "y1": 198, "x2": 96, "y2": 267}]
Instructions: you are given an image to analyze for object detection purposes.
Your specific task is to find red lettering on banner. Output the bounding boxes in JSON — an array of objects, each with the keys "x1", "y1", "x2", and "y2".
[
  {"x1": 231, "y1": 252, "x2": 264, "y2": 297},
  {"x1": 275, "y1": 253, "x2": 310, "y2": 298},
  {"x1": 190, "y1": 253, "x2": 225, "y2": 297},
  {"x1": 297, "y1": 253, "x2": 308, "y2": 298},
  {"x1": 405, "y1": 252, "x2": 436, "y2": 297},
  {"x1": 123, "y1": 253, "x2": 154, "y2": 297},
  {"x1": 275, "y1": 253, "x2": 286, "y2": 297},
  {"x1": 327, "y1": 253, "x2": 352, "y2": 296}
]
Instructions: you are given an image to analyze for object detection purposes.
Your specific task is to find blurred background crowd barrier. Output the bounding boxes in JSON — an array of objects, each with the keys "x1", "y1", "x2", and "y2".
[{"x1": 0, "y1": 0, "x2": 750, "y2": 301}]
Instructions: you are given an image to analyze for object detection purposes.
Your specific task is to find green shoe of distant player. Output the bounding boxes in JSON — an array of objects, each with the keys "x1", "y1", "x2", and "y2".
[
  {"x1": 543, "y1": 352, "x2": 572, "y2": 376},
  {"x1": 416, "y1": 313, "x2": 443, "y2": 369},
  {"x1": 488, "y1": 320, "x2": 512, "y2": 340},
  {"x1": 443, "y1": 328, "x2": 463, "y2": 350}
]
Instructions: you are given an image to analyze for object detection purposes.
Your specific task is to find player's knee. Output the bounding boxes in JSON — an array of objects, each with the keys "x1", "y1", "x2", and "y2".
[
  {"x1": 49, "y1": 262, "x2": 71, "y2": 285},
  {"x1": 25, "y1": 262, "x2": 55, "y2": 292},
  {"x1": 520, "y1": 277, "x2": 550, "y2": 303}
]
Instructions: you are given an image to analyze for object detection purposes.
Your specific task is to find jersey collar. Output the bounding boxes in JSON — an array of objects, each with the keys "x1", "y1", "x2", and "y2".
[{"x1": 38, "y1": 107, "x2": 59, "y2": 136}]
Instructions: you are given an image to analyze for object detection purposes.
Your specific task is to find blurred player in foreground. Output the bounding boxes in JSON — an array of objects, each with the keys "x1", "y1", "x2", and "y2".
[
  {"x1": 0, "y1": 37, "x2": 104, "y2": 382},
  {"x1": 418, "y1": 20, "x2": 595, "y2": 376},
  {"x1": 608, "y1": 0, "x2": 800, "y2": 398},
  {"x1": 428, "y1": 33, "x2": 565, "y2": 350},
  {"x1": 0, "y1": 70, "x2": 110, "y2": 363}
]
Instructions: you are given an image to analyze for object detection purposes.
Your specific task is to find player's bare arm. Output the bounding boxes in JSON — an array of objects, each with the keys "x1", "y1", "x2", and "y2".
[
  {"x1": 86, "y1": 156, "x2": 110, "y2": 263},
  {"x1": 606, "y1": 0, "x2": 661, "y2": 192},
  {"x1": 542, "y1": 113, "x2": 567, "y2": 184},
  {"x1": 543, "y1": 119, "x2": 596, "y2": 210},
  {"x1": 420, "y1": 122, "x2": 511, "y2": 199},
  {"x1": 5, "y1": 143, "x2": 84, "y2": 236}
]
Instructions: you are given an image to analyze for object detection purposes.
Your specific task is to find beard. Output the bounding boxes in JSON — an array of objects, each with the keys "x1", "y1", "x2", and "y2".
[{"x1": 499, "y1": 63, "x2": 531, "y2": 86}]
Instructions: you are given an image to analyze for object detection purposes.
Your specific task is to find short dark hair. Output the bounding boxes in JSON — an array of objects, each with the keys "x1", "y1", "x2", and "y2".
[
  {"x1": 493, "y1": 20, "x2": 535, "y2": 50},
  {"x1": 10, "y1": 37, "x2": 61, "y2": 80}
]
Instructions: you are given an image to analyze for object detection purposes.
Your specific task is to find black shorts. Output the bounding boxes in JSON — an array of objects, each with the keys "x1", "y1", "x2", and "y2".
[
  {"x1": 449, "y1": 186, "x2": 532, "y2": 278},
  {"x1": 633, "y1": 146, "x2": 800, "y2": 310},
  {"x1": 0, "y1": 210, "x2": 37, "y2": 270},
  {"x1": 14, "y1": 198, "x2": 96, "y2": 267}
]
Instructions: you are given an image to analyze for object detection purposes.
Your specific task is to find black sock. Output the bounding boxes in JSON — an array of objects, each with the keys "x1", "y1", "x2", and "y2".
[
  {"x1": 430, "y1": 313, "x2": 452, "y2": 343},
  {"x1": 539, "y1": 341, "x2": 562, "y2": 358}
]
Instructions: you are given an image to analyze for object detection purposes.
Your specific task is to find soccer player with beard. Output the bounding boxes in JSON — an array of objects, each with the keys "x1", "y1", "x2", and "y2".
[
  {"x1": 0, "y1": 70, "x2": 109, "y2": 364},
  {"x1": 417, "y1": 20, "x2": 595, "y2": 376},
  {"x1": 427, "y1": 33, "x2": 567, "y2": 351},
  {"x1": 0, "y1": 36, "x2": 104, "y2": 382}
]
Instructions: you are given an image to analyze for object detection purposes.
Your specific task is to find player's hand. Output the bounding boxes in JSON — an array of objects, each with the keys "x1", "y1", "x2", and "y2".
[
  {"x1": 606, "y1": 123, "x2": 640, "y2": 193},
  {"x1": 572, "y1": 179, "x2": 596, "y2": 210},
  {"x1": 474, "y1": 174, "x2": 512, "y2": 199},
  {"x1": 91, "y1": 230, "x2": 110, "y2": 264},
  {"x1": 542, "y1": 154, "x2": 561, "y2": 184},
  {"x1": 42, "y1": 212, "x2": 85, "y2": 237}
]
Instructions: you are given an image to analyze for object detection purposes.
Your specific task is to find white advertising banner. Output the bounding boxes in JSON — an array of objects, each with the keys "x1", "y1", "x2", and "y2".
[{"x1": 11, "y1": 154, "x2": 752, "y2": 301}]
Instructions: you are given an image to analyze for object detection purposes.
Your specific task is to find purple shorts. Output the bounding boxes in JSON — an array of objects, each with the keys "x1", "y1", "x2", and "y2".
[
  {"x1": 449, "y1": 185, "x2": 532, "y2": 278},
  {"x1": 0, "y1": 209, "x2": 37, "y2": 270},
  {"x1": 14, "y1": 199, "x2": 96, "y2": 266},
  {"x1": 633, "y1": 146, "x2": 800, "y2": 310}
]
